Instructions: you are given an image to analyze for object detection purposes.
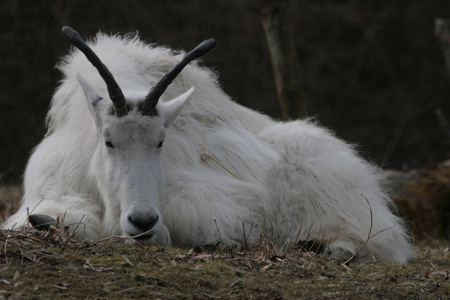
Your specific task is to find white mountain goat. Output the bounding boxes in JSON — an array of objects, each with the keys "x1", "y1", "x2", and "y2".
[{"x1": 3, "y1": 27, "x2": 414, "y2": 263}]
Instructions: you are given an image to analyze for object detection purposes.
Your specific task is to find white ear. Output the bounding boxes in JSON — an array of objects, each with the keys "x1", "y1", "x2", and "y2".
[
  {"x1": 158, "y1": 87, "x2": 195, "y2": 128},
  {"x1": 77, "y1": 73, "x2": 104, "y2": 128}
]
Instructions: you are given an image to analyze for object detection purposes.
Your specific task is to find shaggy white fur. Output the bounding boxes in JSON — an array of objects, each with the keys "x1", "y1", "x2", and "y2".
[{"x1": 2, "y1": 33, "x2": 414, "y2": 263}]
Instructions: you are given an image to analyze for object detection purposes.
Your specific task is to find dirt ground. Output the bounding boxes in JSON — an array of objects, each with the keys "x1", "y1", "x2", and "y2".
[
  {"x1": 0, "y1": 231, "x2": 448, "y2": 300},
  {"x1": 0, "y1": 186, "x2": 449, "y2": 299}
]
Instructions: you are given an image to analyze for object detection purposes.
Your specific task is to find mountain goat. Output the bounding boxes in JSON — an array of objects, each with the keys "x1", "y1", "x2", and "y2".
[{"x1": 2, "y1": 27, "x2": 414, "y2": 263}]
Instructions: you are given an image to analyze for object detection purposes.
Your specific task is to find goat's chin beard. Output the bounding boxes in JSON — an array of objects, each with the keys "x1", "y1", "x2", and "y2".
[
  {"x1": 123, "y1": 232, "x2": 155, "y2": 245},
  {"x1": 124, "y1": 233, "x2": 154, "y2": 245},
  {"x1": 123, "y1": 224, "x2": 171, "y2": 246},
  {"x1": 151, "y1": 224, "x2": 171, "y2": 246}
]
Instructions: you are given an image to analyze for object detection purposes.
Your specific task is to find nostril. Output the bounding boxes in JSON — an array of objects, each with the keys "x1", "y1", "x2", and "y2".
[{"x1": 128, "y1": 214, "x2": 159, "y2": 232}]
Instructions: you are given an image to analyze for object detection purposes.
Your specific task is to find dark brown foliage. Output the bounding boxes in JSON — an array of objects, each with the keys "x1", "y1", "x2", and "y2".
[{"x1": 395, "y1": 165, "x2": 450, "y2": 240}]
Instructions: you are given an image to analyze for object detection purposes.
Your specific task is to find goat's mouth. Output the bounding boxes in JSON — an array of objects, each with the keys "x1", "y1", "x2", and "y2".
[
  {"x1": 128, "y1": 231, "x2": 155, "y2": 242},
  {"x1": 133, "y1": 233, "x2": 154, "y2": 241}
]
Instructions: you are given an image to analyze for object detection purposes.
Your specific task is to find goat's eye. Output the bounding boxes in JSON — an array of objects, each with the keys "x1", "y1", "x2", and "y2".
[
  {"x1": 157, "y1": 141, "x2": 164, "y2": 148},
  {"x1": 105, "y1": 141, "x2": 114, "y2": 148}
]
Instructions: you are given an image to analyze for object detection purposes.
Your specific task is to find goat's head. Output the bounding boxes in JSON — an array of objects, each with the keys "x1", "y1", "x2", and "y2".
[{"x1": 62, "y1": 26, "x2": 215, "y2": 244}]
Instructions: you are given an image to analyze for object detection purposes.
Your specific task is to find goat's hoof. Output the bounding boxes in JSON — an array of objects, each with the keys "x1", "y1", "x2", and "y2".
[
  {"x1": 327, "y1": 247, "x2": 354, "y2": 262},
  {"x1": 29, "y1": 214, "x2": 56, "y2": 231},
  {"x1": 296, "y1": 240, "x2": 326, "y2": 254}
]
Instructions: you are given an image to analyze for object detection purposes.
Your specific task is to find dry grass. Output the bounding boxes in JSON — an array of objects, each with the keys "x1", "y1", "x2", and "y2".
[
  {"x1": 0, "y1": 185, "x2": 449, "y2": 299},
  {"x1": 0, "y1": 221, "x2": 449, "y2": 299}
]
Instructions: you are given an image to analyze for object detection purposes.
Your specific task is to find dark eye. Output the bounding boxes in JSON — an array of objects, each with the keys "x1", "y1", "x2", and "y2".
[
  {"x1": 105, "y1": 141, "x2": 114, "y2": 148},
  {"x1": 157, "y1": 141, "x2": 164, "y2": 148}
]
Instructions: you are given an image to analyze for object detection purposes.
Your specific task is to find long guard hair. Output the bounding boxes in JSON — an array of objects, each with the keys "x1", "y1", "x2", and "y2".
[{"x1": 3, "y1": 27, "x2": 414, "y2": 263}]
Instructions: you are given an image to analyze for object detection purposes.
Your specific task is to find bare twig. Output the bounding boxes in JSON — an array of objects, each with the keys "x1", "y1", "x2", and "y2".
[
  {"x1": 341, "y1": 195, "x2": 396, "y2": 266},
  {"x1": 242, "y1": 223, "x2": 248, "y2": 254},
  {"x1": 293, "y1": 220, "x2": 304, "y2": 246},
  {"x1": 213, "y1": 219, "x2": 222, "y2": 244},
  {"x1": 85, "y1": 235, "x2": 153, "y2": 253},
  {"x1": 3, "y1": 237, "x2": 10, "y2": 265},
  {"x1": 246, "y1": 213, "x2": 254, "y2": 243},
  {"x1": 29, "y1": 197, "x2": 46, "y2": 215},
  {"x1": 342, "y1": 195, "x2": 374, "y2": 266}
]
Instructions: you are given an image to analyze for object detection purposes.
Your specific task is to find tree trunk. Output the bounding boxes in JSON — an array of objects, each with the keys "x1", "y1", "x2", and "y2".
[
  {"x1": 434, "y1": 20, "x2": 450, "y2": 151},
  {"x1": 261, "y1": 4, "x2": 307, "y2": 120},
  {"x1": 435, "y1": 18, "x2": 450, "y2": 81}
]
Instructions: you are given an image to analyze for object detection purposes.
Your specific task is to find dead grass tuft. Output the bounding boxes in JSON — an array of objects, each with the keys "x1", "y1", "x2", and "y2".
[{"x1": 0, "y1": 185, "x2": 449, "y2": 298}]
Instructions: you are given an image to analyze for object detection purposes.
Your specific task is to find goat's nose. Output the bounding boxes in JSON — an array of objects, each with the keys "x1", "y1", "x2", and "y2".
[{"x1": 127, "y1": 213, "x2": 159, "y2": 232}]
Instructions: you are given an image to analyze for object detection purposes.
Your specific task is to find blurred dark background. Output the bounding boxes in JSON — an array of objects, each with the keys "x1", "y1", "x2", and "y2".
[{"x1": 1, "y1": 0, "x2": 450, "y2": 184}]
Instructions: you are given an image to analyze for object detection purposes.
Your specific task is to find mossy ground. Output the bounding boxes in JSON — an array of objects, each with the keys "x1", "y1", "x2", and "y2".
[
  {"x1": 0, "y1": 230, "x2": 449, "y2": 299},
  {"x1": 0, "y1": 186, "x2": 449, "y2": 299}
]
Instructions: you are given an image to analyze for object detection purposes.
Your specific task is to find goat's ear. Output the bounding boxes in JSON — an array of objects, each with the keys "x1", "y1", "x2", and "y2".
[
  {"x1": 77, "y1": 73, "x2": 104, "y2": 128},
  {"x1": 158, "y1": 87, "x2": 194, "y2": 128}
]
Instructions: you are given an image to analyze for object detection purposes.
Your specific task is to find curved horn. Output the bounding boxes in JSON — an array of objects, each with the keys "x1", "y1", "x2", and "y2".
[
  {"x1": 140, "y1": 38, "x2": 216, "y2": 116},
  {"x1": 62, "y1": 26, "x2": 128, "y2": 117}
]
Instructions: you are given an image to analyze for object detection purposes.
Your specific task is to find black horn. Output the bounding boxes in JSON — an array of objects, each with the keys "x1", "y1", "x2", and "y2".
[
  {"x1": 140, "y1": 38, "x2": 216, "y2": 116},
  {"x1": 62, "y1": 26, "x2": 128, "y2": 117}
]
